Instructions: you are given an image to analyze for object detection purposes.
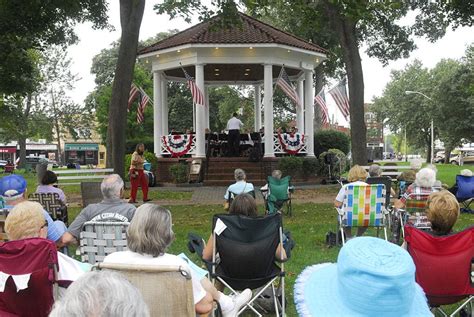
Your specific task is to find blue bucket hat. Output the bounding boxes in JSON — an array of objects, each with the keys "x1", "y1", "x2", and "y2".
[
  {"x1": 0, "y1": 175, "x2": 27, "y2": 200},
  {"x1": 294, "y1": 237, "x2": 431, "y2": 317}
]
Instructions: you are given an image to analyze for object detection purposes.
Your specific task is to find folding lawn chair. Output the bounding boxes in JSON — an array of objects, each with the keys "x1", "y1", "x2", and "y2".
[
  {"x1": 210, "y1": 213, "x2": 286, "y2": 316},
  {"x1": 404, "y1": 225, "x2": 474, "y2": 316},
  {"x1": 79, "y1": 221, "x2": 129, "y2": 264},
  {"x1": 95, "y1": 262, "x2": 195, "y2": 317},
  {"x1": 264, "y1": 176, "x2": 294, "y2": 215},
  {"x1": 0, "y1": 238, "x2": 59, "y2": 317},
  {"x1": 455, "y1": 175, "x2": 474, "y2": 212},
  {"x1": 227, "y1": 190, "x2": 256, "y2": 207},
  {"x1": 397, "y1": 193, "x2": 431, "y2": 239},
  {"x1": 29, "y1": 192, "x2": 68, "y2": 224},
  {"x1": 336, "y1": 184, "x2": 389, "y2": 245}
]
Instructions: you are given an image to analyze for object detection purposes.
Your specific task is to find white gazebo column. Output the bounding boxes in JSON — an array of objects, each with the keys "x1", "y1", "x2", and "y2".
[
  {"x1": 153, "y1": 71, "x2": 163, "y2": 157},
  {"x1": 254, "y1": 85, "x2": 261, "y2": 132},
  {"x1": 194, "y1": 64, "x2": 206, "y2": 158},
  {"x1": 304, "y1": 69, "x2": 315, "y2": 157},
  {"x1": 161, "y1": 77, "x2": 168, "y2": 135},
  {"x1": 297, "y1": 79, "x2": 305, "y2": 134},
  {"x1": 205, "y1": 87, "x2": 210, "y2": 129},
  {"x1": 263, "y1": 64, "x2": 274, "y2": 157}
]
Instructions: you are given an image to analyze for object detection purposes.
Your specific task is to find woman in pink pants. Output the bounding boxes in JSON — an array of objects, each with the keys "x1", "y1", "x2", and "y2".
[{"x1": 129, "y1": 143, "x2": 150, "y2": 203}]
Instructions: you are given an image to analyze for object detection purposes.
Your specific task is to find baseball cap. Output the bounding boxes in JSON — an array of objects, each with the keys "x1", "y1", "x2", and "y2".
[{"x1": 0, "y1": 175, "x2": 27, "y2": 200}]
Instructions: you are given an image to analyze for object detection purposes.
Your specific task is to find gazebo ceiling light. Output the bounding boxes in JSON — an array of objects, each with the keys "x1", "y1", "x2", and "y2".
[
  {"x1": 249, "y1": 46, "x2": 253, "y2": 50},
  {"x1": 215, "y1": 47, "x2": 219, "y2": 50},
  {"x1": 244, "y1": 73, "x2": 249, "y2": 76},
  {"x1": 245, "y1": 68, "x2": 251, "y2": 71},
  {"x1": 177, "y1": 49, "x2": 181, "y2": 53},
  {"x1": 215, "y1": 68, "x2": 220, "y2": 71}
]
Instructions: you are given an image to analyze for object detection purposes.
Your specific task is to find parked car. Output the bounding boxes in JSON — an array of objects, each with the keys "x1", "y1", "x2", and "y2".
[
  {"x1": 450, "y1": 151, "x2": 474, "y2": 165},
  {"x1": 0, "y1": 160, "x2": 7, "y2": 169},
  {"x1": 433, "y1": 151, "x2": 445, "y2": 163}
]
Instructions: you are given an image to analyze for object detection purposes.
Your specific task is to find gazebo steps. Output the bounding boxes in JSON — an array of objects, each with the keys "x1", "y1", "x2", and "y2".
[{"x1": 204, "y1": 157, "x2": 267, "y2": 186}]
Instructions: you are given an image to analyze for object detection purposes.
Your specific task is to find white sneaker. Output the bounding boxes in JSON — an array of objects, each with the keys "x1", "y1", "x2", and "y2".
[{"x1": 222, "y1": 289, "x2": 252, "y2": 317}]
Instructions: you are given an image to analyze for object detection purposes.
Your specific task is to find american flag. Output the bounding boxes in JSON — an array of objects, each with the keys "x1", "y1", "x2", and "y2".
[
  {"x1": 276, "y1": 66, "x2": 301, "y2": 107},
  {"x1": 314, "y1": 89, "x2": 329, "y2": 124},
  {"x1": 329, "y1": 79, "x2": 350, "y2": 120},
  {"x1": 181, "y1": 67, "x2": 204, "y2": 106},
  {"x1": 137, "y1": 88, "x2": 151, "y2": 124},
  {"x1": 128, "y1": 83, "x2": 140, "y2": 111}
]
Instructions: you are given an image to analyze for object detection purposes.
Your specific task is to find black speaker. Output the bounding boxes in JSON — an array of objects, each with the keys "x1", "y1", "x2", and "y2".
[{"x1": 325, "y1": 153, "x2": 336, "y2": 165}]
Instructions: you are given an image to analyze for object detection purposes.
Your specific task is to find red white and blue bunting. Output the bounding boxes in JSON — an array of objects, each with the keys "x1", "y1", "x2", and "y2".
[
  {"x1": 278, "y1": 132, "x2": 305, "y2": 155},
  {"x1": 162, "y1": 134, "x2": 193, "y2": 157}
]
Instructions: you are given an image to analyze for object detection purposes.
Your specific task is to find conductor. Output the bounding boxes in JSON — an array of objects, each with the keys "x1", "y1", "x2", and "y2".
[{"x1": 226, "y1": 112, "x2": 243, "y2": 157}]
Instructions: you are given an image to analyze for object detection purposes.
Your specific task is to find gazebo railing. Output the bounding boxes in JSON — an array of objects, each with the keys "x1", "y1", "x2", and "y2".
[
  {"x1": 273, "y1": 133, "x2": 307, "y2": 155},
  {"x1": 160, "y1": 134, "x2": 196, "y2": 157}
]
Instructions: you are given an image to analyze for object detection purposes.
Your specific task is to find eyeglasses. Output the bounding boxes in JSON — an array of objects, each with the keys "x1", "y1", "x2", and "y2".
[{"x1": 41, "y1": 221, "x2": 48, "y2": 229}]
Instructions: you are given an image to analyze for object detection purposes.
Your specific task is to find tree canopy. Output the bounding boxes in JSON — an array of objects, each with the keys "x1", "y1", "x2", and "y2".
[{"x1": 0, "y1": 0, "x2": 109, "y2": 95}]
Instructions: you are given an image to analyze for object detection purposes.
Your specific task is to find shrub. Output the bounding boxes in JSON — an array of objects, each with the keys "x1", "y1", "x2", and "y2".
[
  {"x1": 302, "y1": 158, "x2": 320, "y2": 176},
  {"x1": 319, "y1": 149, "x2": 348, "y2": 177},
  {"x1": 278, "y1": 156, "x2": 304, "y2": 177},
  {"x1": 170, "y1": 163, "x2": 188, "y2": 183},
  {"x1": 314, "y1": 130, "x2": 350, "y2": 156}
]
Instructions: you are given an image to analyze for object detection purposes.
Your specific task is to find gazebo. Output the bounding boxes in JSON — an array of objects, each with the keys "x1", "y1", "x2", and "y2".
[{"x1": 138, "y1": 12, "x2": 327, "y2": 184}]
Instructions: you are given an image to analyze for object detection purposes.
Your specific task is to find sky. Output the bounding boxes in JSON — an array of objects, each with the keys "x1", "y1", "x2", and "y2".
[{"x1": 67, "y1": 2, "x2": 473, "y2": 126}]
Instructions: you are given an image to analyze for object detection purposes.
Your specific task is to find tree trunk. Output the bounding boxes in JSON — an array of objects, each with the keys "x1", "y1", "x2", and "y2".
[
  {"x1": 322, "y1": 2, "x2": 368, "y2": 165},
  {"x1": 314, "y1": 64, "x2": 324, "y2": 132},
  {"x1": 54, "y1": 119, "x2": 62, "y2": 165},
  {"x1": 444, "y1": 144, "x2": 453, "y2": 164},
  {"x1": 107, "y1": 0, "x2": 145, "y2": 177},
  {"x1": 18, "y1": 137, "x2": 26, "y2": 169}
]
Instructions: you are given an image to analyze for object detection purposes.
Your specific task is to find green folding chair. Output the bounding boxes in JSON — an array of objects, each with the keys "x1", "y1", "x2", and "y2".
[{"x1": 266, "y1": 176, "x2": 293, "y2": 216}]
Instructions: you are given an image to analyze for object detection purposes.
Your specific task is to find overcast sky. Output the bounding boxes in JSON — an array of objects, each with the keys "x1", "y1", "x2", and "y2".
[{"x1": 67, "y1": 2, "x2": 473, "y2": 126}]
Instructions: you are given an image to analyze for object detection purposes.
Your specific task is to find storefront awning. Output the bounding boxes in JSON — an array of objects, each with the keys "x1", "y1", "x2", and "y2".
[
  {"x1": 0, "y1": 147, "x2": 16, "y2": 153},
  {"x1": 64, "y1": 143, "x2": 99, "y2": 151}
]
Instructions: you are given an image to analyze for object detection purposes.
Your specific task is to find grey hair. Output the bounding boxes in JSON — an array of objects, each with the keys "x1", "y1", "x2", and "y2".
[
  {"x1": 127, "y1": 204, "x2": 174, "y2": 257},
  {"x1": 368, "y1": 164, "x2": 381, "y2": 177},
  {"x1": 234, "y1": 168, "x2": 246, "y2": 181},
  {"x1": 410, "y1": 159, "x2": 423, "y2": 170},
  {"x1": 415, "y1": 168, "x2": 436, "y2": 188},
  {"x1": 101, "y1": 174, "x2": 124, "y2": 199},
  {"x1": 271, "y1": 170, "x2": 282, "y2": 179},
  {"x1": 460, "y1": 169, "x2": 473, "y2": 177},
  {"x1": 49, "y1": 271, "x2": 149, "y2": 317}
]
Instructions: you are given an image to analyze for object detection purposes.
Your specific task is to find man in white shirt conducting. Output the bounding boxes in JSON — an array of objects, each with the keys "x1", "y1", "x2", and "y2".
[{"x1": 226, "y1": 112, "x2": 243, "y2": 157}]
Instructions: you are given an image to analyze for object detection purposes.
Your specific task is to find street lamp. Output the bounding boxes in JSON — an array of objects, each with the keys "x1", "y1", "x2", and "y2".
[{"x1": 405, "y1": 90, "x2": 435, "y2": 164}]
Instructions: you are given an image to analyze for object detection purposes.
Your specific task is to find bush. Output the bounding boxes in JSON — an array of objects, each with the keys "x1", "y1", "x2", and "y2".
[
  {"x1": 319, "y1": 149, "x2": 348, "y2": 177},
  {"x1": 278, "y1": 156, "x2": 304, "y2": 177},
  {"x1": 124, "y1": 151, "x2": 158, "y2": 180},
  {"x1": 170, "y1": 163, "x2": 188, "y2": 183},
  {"x1": 314, "y1": 130, "x2": 350, "y2": 156},
  {"x1": 302, "y1": 158, "x2": 320, "y2": 176}
]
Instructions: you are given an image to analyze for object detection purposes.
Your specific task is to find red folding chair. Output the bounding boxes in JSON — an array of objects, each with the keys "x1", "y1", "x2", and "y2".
[
  {"x1": 404, "y1": 225, "x2": 474, "y2": 316},
  {"x1": 0, "y1": 238, "x2": 59, "y2": 317}
]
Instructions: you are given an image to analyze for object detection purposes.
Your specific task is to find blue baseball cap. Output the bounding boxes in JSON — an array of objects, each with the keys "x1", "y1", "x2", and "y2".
[
  {"x1": 0, "y1": 175, "x2": 27, "y2": 200},
  {"x1": 294, "y1": 237, "x2": 431, "y2": 316}
]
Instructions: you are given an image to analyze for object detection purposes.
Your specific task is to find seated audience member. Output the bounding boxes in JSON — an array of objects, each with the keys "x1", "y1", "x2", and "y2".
[
  {"x1": 448, "y1": 168, "x2": 473, "y2": 196},
  {"x1": 0, "y1": 175, "x2": 66, "y2": 245},
  {"x1": 61, "y1": 174, "x2": 135, "y2": 246},
  {"x1": 367, "y1": 164, "x2": 396, "y2": 197},
  {"x1": 203, "y1": 193, "x2": 287, "y2": 262},
  {"x1": 224, "y1": 168, "x2": 255, "y2": 201},
  {"x1": 294, "y1": 237, "x2": 431, "y2": 316},
  {"x1": 394, "y1": 167, "x2": 438, "y2": 209},
  {"x1": 426, "y1": 191, "x2": 460, "y2": 236},
  {"x1": 334, "y1": 165, "x2": 369, "y2": 238},
  {"x1": 260, "y1": 169, "x2": 282, "y2": 199},
  {"x1": 104, "y1": 204, "x2": 251, "y2": 317},
  {"x1": 36, "y1": 170, "x2": 67, "y2": 204},
  {"x1": 50, "y1": 271, "x2": 149, "y2": 317},
  {"x1": 397, "y1": 159, "x2": 422, "y2": 182},
  {"x1": 5, "y1": 201, "x2": 89, "y2": 284},
  {"x1": 426, "y1": 164, "x2": 444, "y2": 188}
]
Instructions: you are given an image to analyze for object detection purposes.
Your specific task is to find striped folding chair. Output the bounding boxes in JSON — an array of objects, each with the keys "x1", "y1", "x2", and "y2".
[
  {"x1": 399, "y1": 194, "x2": 431, "y2": 238},
  {"x1": 336, "y1": 184, "x2": 389, "y2": 245}
]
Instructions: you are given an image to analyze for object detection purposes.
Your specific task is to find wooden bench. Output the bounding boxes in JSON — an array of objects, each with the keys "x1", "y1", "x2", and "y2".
[
  {"x1": 361, "y1": 165, "x2": 412, "y2": 179},
  {"x1": 55, "y1": 168, "x2": 114, "y2": 186}
]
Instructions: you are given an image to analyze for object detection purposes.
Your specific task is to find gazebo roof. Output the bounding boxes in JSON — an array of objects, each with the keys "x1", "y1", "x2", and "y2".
[{"x1": 139, "y1": 12, "x2": 326, "y2": 55}]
